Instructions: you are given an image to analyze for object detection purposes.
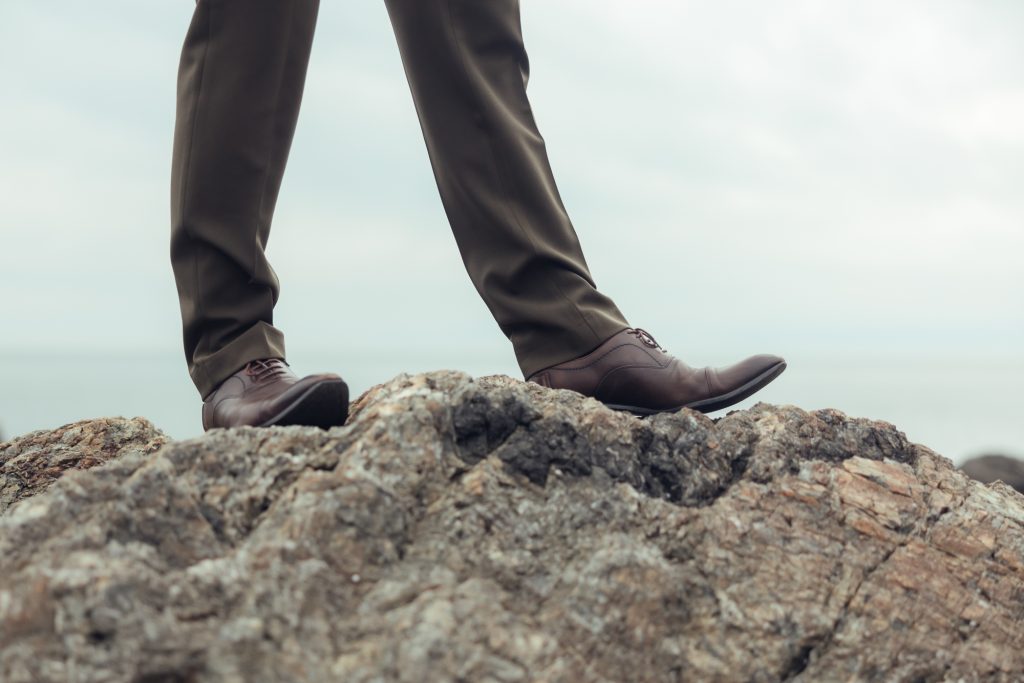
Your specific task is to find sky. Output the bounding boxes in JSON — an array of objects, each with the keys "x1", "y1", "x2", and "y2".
[{"x1": 0, "y1": 1, "x2": 1022, "y2": 455}]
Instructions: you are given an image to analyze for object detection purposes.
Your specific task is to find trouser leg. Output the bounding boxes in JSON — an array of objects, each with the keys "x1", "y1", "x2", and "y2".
[
  {"x1": 383, "y1": 0, "x2": 630, "y2": 379},
  {"x1": 170, "y1": 0, "x2": 320, "y2": 398}
]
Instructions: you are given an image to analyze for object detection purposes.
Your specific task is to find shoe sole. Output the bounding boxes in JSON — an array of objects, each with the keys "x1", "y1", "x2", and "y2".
[
  {"x1": 258, "y1": 379, "x2": 350, "y2": 429},
  {"x1": 604, "y1": 360, "x2": 787, "y2": 416}
]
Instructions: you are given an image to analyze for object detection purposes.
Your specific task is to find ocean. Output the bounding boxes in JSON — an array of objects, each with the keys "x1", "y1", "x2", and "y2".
[{"x1": 1, "y1": 349, "x2": 1021, "y2": 467}]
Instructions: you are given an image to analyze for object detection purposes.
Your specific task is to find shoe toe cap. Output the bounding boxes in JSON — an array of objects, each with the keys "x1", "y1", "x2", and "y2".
[
  {"x1": 713, "y1": 354, "x2": 786, "y2": 392},
  {"x1": 748, "y1": 353, "x2": 786, "y2": 373}
]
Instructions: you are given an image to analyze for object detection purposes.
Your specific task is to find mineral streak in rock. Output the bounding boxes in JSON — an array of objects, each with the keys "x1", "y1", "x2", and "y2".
[{"x1": 0, "y1": 371, "x2": 1022, "y2": 682}]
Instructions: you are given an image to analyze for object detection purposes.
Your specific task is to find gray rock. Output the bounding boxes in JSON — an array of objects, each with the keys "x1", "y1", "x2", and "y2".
[
  {"x1": 0, "y1": 416, "x2": 167, "y2": 515},
  {"x1": 961, "y1": 453, "x2": 1024, "y2": 493},
  {"x1": 1, "y1": 371, "x2": 1022, "y2": 682}
]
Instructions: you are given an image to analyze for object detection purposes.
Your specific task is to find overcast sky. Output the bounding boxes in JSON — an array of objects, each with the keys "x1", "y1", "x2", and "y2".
[
  {"x1": 1, "y1": 2, "x2": 1022, "y2": 448},
  {"x1": 2, "y1": 0, "x2": 1022, "y2": 355}
]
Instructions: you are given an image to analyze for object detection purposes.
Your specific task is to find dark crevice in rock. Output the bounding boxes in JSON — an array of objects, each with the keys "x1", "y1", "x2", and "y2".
[
  {"x1": 647, "y1": 464, "x2": 685, "y2": 503},
  {"x1": 131, "y1": 670, "x2": 201, "y2": 683},
  {"x1": 705, "y1": 446, "x2": 754, "y2": 504},
  {"x1": 452, "y1": 389, "x2": 540, "y2": 466},
  {"x1": 86, "y1": 629, "x2": 112, "y2": 645},
  {"x1": 780, "y1": 641, "x2": 817, "y2": 681}
]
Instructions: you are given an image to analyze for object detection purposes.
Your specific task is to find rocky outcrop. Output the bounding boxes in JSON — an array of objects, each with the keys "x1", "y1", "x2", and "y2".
[
  {"x1": 0, "y1": 416, "x2": 167, "y2": 515},
  {"x1": 1, "y1": 371, "x2": 1022, "y2": 682},
  {"x1": 962, "y1": 454, "x2": 1024, "y2": 493}
]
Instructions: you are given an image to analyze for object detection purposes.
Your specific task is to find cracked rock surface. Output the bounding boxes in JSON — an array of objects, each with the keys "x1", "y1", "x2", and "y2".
[{"x1": 1, "y1": 371, "x2": 1022, "y2": 682}]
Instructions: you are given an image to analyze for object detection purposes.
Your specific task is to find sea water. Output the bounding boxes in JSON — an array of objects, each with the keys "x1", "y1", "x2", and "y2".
[{"x1": 1, "y1": 349, "x2": 1021, "y2": 467}]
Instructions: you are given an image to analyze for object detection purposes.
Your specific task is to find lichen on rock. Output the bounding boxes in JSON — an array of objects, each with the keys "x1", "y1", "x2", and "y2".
[{"x1": 0, "y1": 371, "x2": 1022, "y2": 682}]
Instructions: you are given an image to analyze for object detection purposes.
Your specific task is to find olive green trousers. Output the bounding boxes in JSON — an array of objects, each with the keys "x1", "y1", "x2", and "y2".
[{"x1": 171, "y1": 0, "x2": 629, "y2": 398}]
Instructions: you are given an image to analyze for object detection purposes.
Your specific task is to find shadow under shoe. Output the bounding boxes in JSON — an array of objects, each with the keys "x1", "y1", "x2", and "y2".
[
  {"x1": 526, "y1": 328, "x2": 786, "y2": 415},
  {"x1": 202, "y1": 358, "x2": 349, "y2": 430}
]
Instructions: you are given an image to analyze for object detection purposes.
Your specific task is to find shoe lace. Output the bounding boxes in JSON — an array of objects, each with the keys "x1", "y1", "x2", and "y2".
[
  {"x1": 243, "y1": 358, "x2": 291, "y2": 383},
  {"x1": 627, "y1": 327, "x2": 666, "y2": 351}
]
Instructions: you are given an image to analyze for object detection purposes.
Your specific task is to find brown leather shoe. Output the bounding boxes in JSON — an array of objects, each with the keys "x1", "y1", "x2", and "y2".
[
  {"x1": 526, "y1": 328, "x2": 786, "y2": 415},
  {"x1": 202, "y1": 358, "x2": 349, "y2": 431}
]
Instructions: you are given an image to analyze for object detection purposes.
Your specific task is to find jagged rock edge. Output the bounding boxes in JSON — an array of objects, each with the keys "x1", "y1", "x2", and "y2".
[{"x1": 446, "y1": 377, "x2": 919, "y2": 509}]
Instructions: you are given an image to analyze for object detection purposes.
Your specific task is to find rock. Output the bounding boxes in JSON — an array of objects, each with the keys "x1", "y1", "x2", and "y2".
[
  {"x1": 0, "y1": 371, "x2": 1022, "y2": 682},
  {"x1": 0, "y1": 416, "x2": 168, "y2": 515},
  {"x1": 961, "y1": 454, "x2": 1024, "y2": 493}
]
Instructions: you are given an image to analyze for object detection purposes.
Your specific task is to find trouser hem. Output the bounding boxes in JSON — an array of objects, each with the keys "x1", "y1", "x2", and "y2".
[
  {"x1": 516, "y1": 318, "x2": 631, "y2": 380},
  {"x1": 189, "y1": 321, "x2": 286, "y2": 399}
]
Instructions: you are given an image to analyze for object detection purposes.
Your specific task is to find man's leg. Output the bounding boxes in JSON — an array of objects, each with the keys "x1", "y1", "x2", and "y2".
[
  {"x1": 171, "y1": 0, "x2": 348, "y2": 431},
  {"x1": 383, "y1": 0, "x2": 787, "y2": 412},
  {"x1": 383, "y1": 0, "x2": 631, "y2": 379},
  {"x1": 170, "y1": 0, "x2": 319, "y2": 399}
]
